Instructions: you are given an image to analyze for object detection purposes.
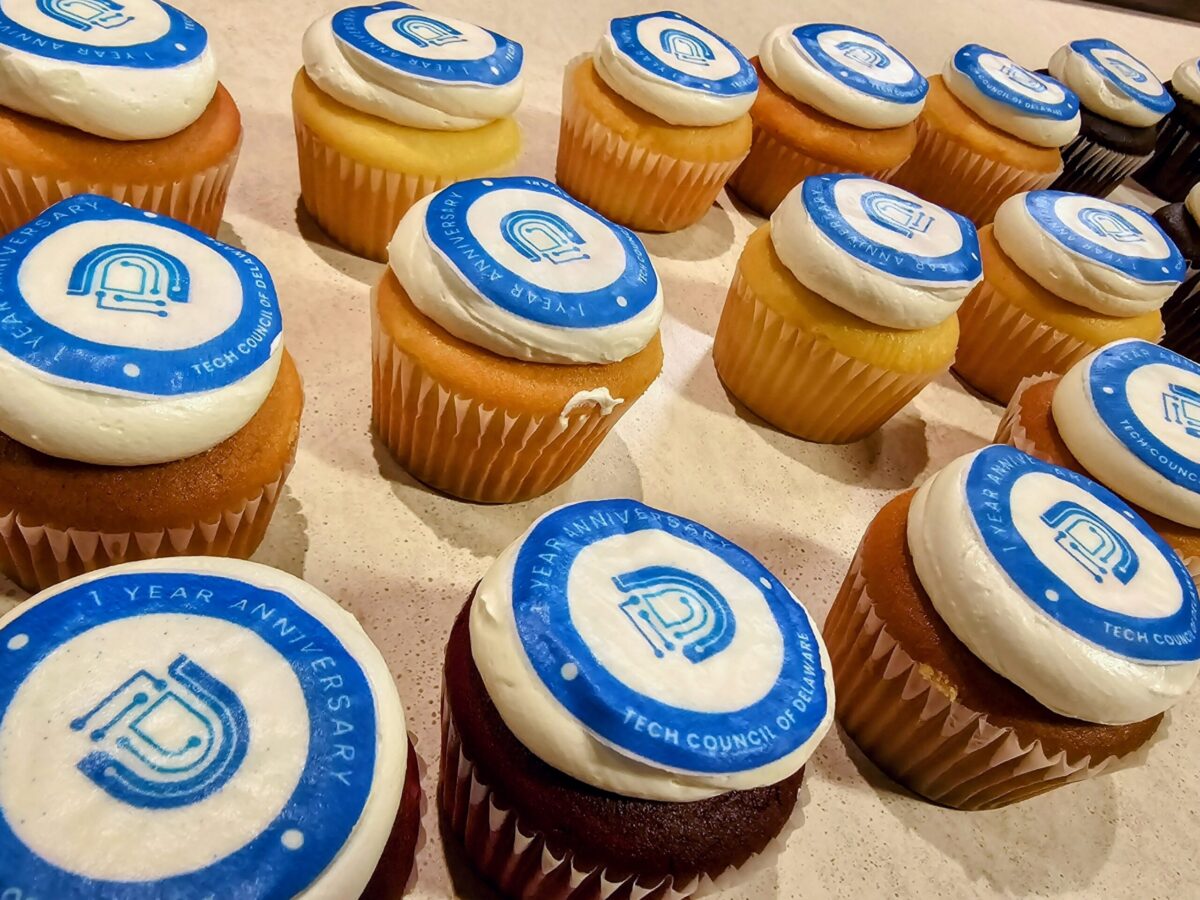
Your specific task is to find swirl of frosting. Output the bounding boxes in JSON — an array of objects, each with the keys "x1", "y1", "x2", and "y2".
[
  {"x1": 994, "y1": 191, "x2": 1184, "y2": 317},
  {"x1": 1048, "y1": 39, "x2": 1173, "y2": 128},
  {"x1": 388, "y1": 177, "x2": 662, "y2": 365},
  {"x1": 1174, "y1": 57, "x2": 1200, "y2": 105},
  {"x1": 759, "y1": 23, "x2": 927, "y2": 129},
  {"x1": 303, "y1": 3, "x2": 524, "y2": 131},
  {"x1": 909, "y1": 446, "x2": 1200, "y2": 725},
  {"x1": 770, "y1": 175, "x2": 982, "y2": 330},
  {"x1": 944, "y1": 44, "x2": 1080, "y2": 147},
  {"x1": 592, "y1": 11, "x2": 757, "y2": 127},
  {"x1": 0, "y1": 0, "x2": 216, "y2": 140}
]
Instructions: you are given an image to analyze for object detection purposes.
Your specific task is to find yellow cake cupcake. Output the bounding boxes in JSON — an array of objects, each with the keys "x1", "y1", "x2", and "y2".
[
  {"x1": 556, "y1": 10, "x2": 757, "y2": 232},
  {"x1": 892, "y1": 45, "x2": 1079, "y2": 225},
  {"x1": 0, "y1": 0, "x2": 242, "y2": 235},
  {"x1": 713, "y1": 175, "x2": 978, "y2": 443},
  {"x1": 373, "y1": 176, "x2": 663, "y2": 503},
  {"x1": 295, "y1": 3, "x2": 524, "y2": 261},
  {"x1": 728, "y1": 24, "x2": 927, "y2": 217},
  {"x1": 955, "y1": 191, "x2": 1181, "y2": 404}
]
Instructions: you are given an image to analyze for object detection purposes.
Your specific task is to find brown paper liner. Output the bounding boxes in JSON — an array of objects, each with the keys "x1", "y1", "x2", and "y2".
[
  {"x1": 712, "y1": 268, "x2": 947, "y2": 443},
  {"x1": 0, "y1": 141, "x2": 240, "y2": 237},
  {"x1": 0, "y1": 458, "x2": 293, "y2": 594},
  {"x1": 555, "y1": 62, "x2": 747, "y2": 233},
  {"x1": 890, "y1": 117, "x2": 1060, "y2": 225},
  {"x1": 823, "y1": 544, "x2": 1161, "y2": 810}
]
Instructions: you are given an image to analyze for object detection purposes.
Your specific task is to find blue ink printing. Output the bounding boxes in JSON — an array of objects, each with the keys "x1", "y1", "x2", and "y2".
[
  {"x1": 1069, "y1": 38, "x2": 1174, "y2": 115},
  {"x1": 659, "y1": 27, "x2": 713, "y2": 66},
  {"x1": 791, "y1": 23, "x2": 927, "y2": 105},
  {"x1": 1162, "y1": 383, "x2": 1200, "y2": 438},
  {"x1": 1041, "y1": 500, "x2": 1139, "y2": 585},
  {"x1": 953, "y1": 44, "x2": 1078, "y2": 120},
  {"x1": 862, "y1": 191, "x2": 933, "y2": 238},
  {"x1": 608, "y1": 11, "x2": 756, "y2": 97},
  {"x1": 613, "y1": 566, "x2": 735, "y2": 664},
  {"x1": 67, "y1": 243, "x2": 190, "y2": 317},
  {"x1": 37, "y1": 0, "x2": 132, "y2": 32},
  {"x1": 391, "y1": 12, "x2": 464, "y2": 48},
  {"x1": 500, "y1": 210, "x2": 590, "y2": 265}
]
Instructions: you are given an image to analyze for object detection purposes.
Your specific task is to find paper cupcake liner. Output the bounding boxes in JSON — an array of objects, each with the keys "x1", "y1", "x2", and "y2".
[
  {"x1": 438, "y1": 687, "x2": 806, "y2": 900},
  {"x1": 0, "y1": 460, "x2": 293, "y2": 594},
  {"x1": 0, "y1": 141, "x2": 240, "y2": 237},
  {"x1": 372, "y1": 319, "x2": 626, "y2": 504},
  {"x1": 890, "y1": 117, "x2": 1060, "y2": 225},
  {"x1": 823, "y1": 544, "x2": 1165, "y2": 810},
  {"x1": 1047, "y1": 133, "x2": 1150, "y2": 198},
  {"x1": 712, "y1": 268, "x2": 947, "y2": 443},
  {"x1": 727, "y1": 124, "x2": 901, "y2": 217},
  {"x1": 1160, "y1": 268, "x2": 1200, "y2": 362},
  {"x1": 1134, "y1": 110, "x2": 1200, "y2": 202},
  {"x1": 555, "y1": 62, "x2": 747, "y2": 233}
]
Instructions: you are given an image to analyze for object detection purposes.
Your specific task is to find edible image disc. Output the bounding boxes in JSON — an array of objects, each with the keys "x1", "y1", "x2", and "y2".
[
  {"x1": 607, "y1": 10, "x2": 756, "y2": 97},
  {"x1": 789, "y1": 23, "x2": 926, "y2": 105}
]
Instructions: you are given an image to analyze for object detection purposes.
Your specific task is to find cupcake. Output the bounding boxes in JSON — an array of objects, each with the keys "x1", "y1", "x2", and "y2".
[
  {"x1": 1155, "y1": 184, "x2": 1200, "y2": 359},
  {"x1": 997, "y1": 339, "x2": 1200, "y2": 582},
  {"x1": 0, "y1": 558, "x2": 421, "y2": 896},
  {"x1": 0, "y1": 195, "x2": 302, "y2": 592},
  {"x1": 955, "y1": 190, "x2": 1181, "y2": 404},
  {"x1": 713, "y1": 173, "x2": 979, "y2": 443},
  {"x1": 1134, "y1": 57, "x2": 1200, "y2": 202},
  {"x1": 373, "y1": 176, "x2": 663, "y2": 503},
  {"x1": 442, "y1": 498, "x2": 834, "y2": 897},
  {"x1": 728, "y1": 23, "x2": 927, "y2": 217},
  {"x1": 825, "y1": 445, "x2": 1199, "y2": 809},
  {"x1": 295, "y1": 3, "x2": 524, "y2": 261},
  {"x1": 891, "y1": 44, "x2": 1079, "y2": 225},
  {"x1": 0, "y1": 0, "x2": 241, "y2": 235},
  {"x1": 556, "y1": 10, "x2": 757, "y2": 232},
  {"x1": 1043, "y1": 39, "x2": 1174, "y2": 197}
]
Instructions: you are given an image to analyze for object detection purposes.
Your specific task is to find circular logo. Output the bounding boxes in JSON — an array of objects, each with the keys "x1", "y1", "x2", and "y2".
[
  {"x1": 608, "y1": 11, "x2": 756, "y2": 96},
  {"x1": 1070, "y1": 38, "x2": 1173, "y2": 114},
  {"x1": 955, "y1": 44, "x2": 1078, "y2": 120},
  {"x1": 332, "y1": 1, "x2": 522, "y2": 86},
  {"x1": 791, "y1": 23, "x2": 926, "y2": 104},
  {"x1": 0, "y1": 571, "x2": 377, "y2": 896},
  {"x1": 0, "y1": 0, "x2": 206, "y2": 66},
  {"x1": 802, "y1": 174, "x2": 981, "y2": 284},
  {"x1": 424, "y1": 177, "x2": 659, "y2": 330},
  {"x1": 966, "y1": 445, "x2": 1200, "y2": 663},
  {"x1": 511, "y1": 499, "x2": 830, "y2": 774},
  {"x1": 1026, "y1": 191, "x2": 1185, "y2": 283},
  {"x1": 0, "y1": 194, "x2": 282, "y2": 399}
]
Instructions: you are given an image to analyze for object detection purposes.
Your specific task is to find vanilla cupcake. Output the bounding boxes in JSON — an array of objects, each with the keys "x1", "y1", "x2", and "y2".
[
  {"x1": 0, "y1": 196, "x2": 302, "y2": 591},
  {"x1": 713, "y1": 174, "x2": 979, "y2": 443},
  {"x1": 892, "y1": 45, "x2": 1079, "y2": 224},
  {"x1": 1135, "y1": 57, "x2": 1200, "y2": 201},
  {"x1": 1156, "y1": 184, "x2": 1200, "y2": 359},
  {"x1": 825, "y1": 445, "x2": 1199, "y2": 809},
  {"x1": 556, "y1": 10, "x2": 757, "y2": 232},
  {"x1": 0, "y1": 0, "x2": 241, "y2": 235},
  {"x1": 373, "y1": 176, "x2": 663, "y2": 503},
  {"x1": 955, "y1": 190, "x2": 1182, "y2": 403},
  {"x1": 1044, "y1": 39, "x2": 1174, "y2": 198},
  {"x1": 295, "y1": 3, "x2": 524, "y2": 261},
  {"x1": 728, "y1": 23, "x2": 927, "y2": 217},
  {"x1": 443, "y1": 499, "x2": 833, "y2": 897},
  {"x1": 0, "y1": 558, "x2": 421, "y2": 896}
]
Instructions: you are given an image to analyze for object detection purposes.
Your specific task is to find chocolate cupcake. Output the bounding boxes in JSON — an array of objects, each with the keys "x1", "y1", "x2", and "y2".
[
  {"x1": 1042, "y1": 40, "x2": 1173, "y2": 198},
  {"x1": 1135, "y1": 57, "x2": 1200, "y2": 201},
  {"x1": 1155, "y1": 184, "x2": 1200, "y2": 360},
  {"x1": 441, "y1": 498, "x2": 834, "y2": 898}
]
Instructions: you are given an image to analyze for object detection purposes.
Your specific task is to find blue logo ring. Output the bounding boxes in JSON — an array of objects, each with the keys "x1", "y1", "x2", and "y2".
[
  {"x1": 1070, "y1": 38, "x2": 1174, "y2": 115},
  {"x1": 793, "y1": 23, "x2": 927, "y2": 104},
  {"x1": 609, "y1": 11, "x2": 757, "y2": 96},
  {"x1": 955, "y1": 43, "x2": 1079, "y2": 120}
]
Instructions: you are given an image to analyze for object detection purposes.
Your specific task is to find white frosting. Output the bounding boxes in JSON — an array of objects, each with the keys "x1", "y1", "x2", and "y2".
[
  {"x1": 1172, "y1": 57, "x2": 1200, "y2": 105},
  {"x1": 302, "y1": 11, "x2": 523, "y2": 131},
  {"x1": 759, "y1": 24, "x2": 925, "y2": 129},
  {"x1": 1049, "y1": 42, "x2": 1169, "y2": 128},
  {"x1": 1187, "y1": 183, "x2": 1200, "y2": 226},
  {"x1": 993, "y1": 192, "x2": 1180, "y2": 317},
  {"x1": 560, "y1": 388, "x2": 623, "y2": 423},
  {"x1": 908, "y1": 451, "x2": 1200, "y2": 725},
  {"x1": 943, "y1": 51, "x2": 1080, "y2": 147}
]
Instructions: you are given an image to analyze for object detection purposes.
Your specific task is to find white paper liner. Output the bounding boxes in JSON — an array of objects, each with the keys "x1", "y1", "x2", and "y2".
[
  {"x1": 890, "y1": 116, "x2": 1061, "y2": 224},
  {"x1": 0, "y1": 140, "x2": 240, "y2": 237},
  {"x1": 823, "y1": 543, "x2": 1169, "y2": 810},
  {"x1": 1049, "y1": 133, "x2": 1150, "y2": 196}
]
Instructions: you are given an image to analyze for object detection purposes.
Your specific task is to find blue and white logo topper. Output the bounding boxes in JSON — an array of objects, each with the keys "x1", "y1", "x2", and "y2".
[
  {"x1": 425, "y1": 176, "x2": 659, "y2": 330},
  {"x1": 0, "y1": 194, "x2": 282, "y2": 399},
  {"x1": 1071, "y1": 38, "x2": 1174, "y2": 115},
  {"x1": 954, "y1": 44, "x2": 1079, "y2": 120},
  {"x1": 1087, "y1": 340, "x2": 1200, "y2": 496},
  {"x1": 1026, "y1": 191, "x2": 1185, "y2": 284},
  {"x1": 803, "y1": 174, "x2": 982, "y2": 284},
  {"x1": 0, "y1": 0, "x2": 207, "y2": 67},
  {"x1": 608, "y1": 11, "x2": 756, "y2": 97},
  {"x1": 0, "y1": 571, "x2": 377, "y2": 896},
  {"x1": 791, "y1": 23, "x2": 927, "y2": 104},
  {"x1": 511, "y1": 499, "x2": 830, "y2": 774},
  {"x1": 332, "y1": 1, "x2": 522, "y2": 86},
  {"x1": 966, "y1": 445, "x2": 1200, "y2": 664}
]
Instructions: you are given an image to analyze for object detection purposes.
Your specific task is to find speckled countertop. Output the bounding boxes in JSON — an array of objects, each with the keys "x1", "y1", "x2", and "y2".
[{"x1": 2, "y1": 1, "x2": 1198, "y2": 897}]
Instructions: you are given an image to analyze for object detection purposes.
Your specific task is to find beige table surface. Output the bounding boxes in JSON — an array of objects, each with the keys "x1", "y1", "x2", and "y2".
[{"x1": 3, "y1": 1, "x2": 1200, "y2": 898}]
